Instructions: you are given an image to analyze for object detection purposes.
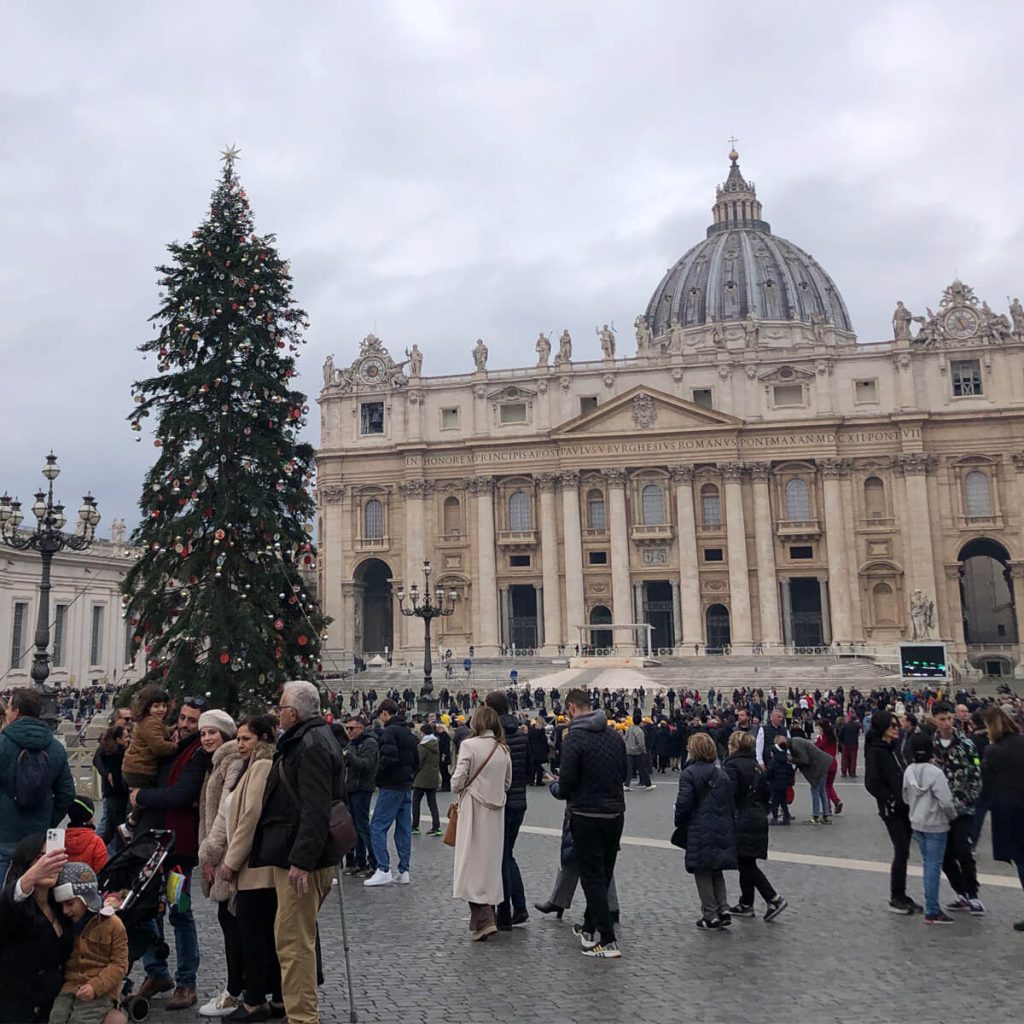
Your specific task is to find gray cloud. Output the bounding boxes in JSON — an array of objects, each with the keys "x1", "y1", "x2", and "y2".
[{"x1": 2, "y1": 1, "x2": 1023, "y2": 527}]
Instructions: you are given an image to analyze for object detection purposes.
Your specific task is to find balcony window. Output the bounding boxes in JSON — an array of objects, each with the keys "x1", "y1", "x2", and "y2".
[
  {"x1": 951, "y1": 360, "x2": 982, "y2": 397},
  {"x1": 785, "y1": 478, "x2": 811, "y2": 520},
  {"x1": 641, "y1": 484, "x2": 666, "y2": 525},
  {"x1": 701, "y1": 485, "x2": 721, "y2": 527},
  {"x1": 364, "y1": 499, "x2": 384, "y2": 540},
  {"x1": 864, "y1": 476, "x2": 886, "y2": 519},
  {"x1": 509, "y1": 491, "x2": 531, "y2": 531},
  {"x1": 443, "y1": 496, "x2": 461, "y2": 536},
  {"x1": 586, "y1": 490, "x2": 606, "y2": 530},
  {"x1": 964, "y1": 471, "x2": 993, "y2": 517}
]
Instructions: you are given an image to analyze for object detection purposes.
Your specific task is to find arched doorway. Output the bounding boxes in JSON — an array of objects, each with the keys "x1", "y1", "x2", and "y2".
[
  {"x1": 588, "y1": 605, "x2": 612, "y2": 653},
  {"x1": 958, "y1": 539, "x2": 1017, "y2": 644},
  {"x1": 706, "y1": 603, "x2": 731, "y2": 653},
  {"x1": 354, "y1": 558, "x2": 394, "y2": 656}
]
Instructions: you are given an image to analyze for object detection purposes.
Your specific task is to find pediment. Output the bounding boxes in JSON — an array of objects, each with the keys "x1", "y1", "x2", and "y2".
[
  {"x1": 758, "y1": 364, "x2": 815, "y2": 384},
  {"x1": 552, "y1": 385, "x2": 742, "y2": 437}
]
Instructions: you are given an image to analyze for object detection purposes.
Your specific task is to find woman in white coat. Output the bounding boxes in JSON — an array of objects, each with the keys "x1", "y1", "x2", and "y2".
[{"x1": 451, "y1": 705, "x2": 512, "y2": 940}]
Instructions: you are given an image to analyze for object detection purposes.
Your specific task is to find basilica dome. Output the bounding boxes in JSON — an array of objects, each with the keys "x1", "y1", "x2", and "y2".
[{"x1": 644, "y1": 151, "x2": 854, "y2": 337}]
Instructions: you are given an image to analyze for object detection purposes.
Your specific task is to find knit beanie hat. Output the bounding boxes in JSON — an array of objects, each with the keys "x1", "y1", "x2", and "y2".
[
  {"x1": 54, "y1": 862, "x2": 103, "y2": 913},
  {"x1": 67, "y1": 794, "x2": 95, "y2": 827},
  {"x1": 198, "y1": 709, "x2": 237, "y2": 739}
]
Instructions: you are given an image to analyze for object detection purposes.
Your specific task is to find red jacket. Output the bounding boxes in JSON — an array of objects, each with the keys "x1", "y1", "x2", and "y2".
[{"x1": 65, "y1": 827, "x2": 108, "y2": 874}]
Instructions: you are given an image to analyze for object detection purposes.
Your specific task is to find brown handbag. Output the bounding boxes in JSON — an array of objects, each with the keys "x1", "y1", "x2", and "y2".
[
  {"x1": 278, "y1": 755, "x2": 357, "y2": 859},
  {"x1": 443, "y1": 740, "x2": 500, "y2": 848}
]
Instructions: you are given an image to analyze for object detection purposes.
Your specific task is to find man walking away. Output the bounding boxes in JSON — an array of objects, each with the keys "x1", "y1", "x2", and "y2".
[
  {"x1": 549, "y1": 689, "x2": 627, "y2": 959},
  {"x1": 365, "y1": 699, "x2": 418, "y2": 886},
  {"x1": 931, "y1": 701, "x2": 985, "y2": 915},
  {"x1": 624, "y1": 713, "x2": 656, "y2": 791},
  {"x1": 251, "y1": 680, "x2": 344, "y2": 1024},
  {"x1": 839, "y1": 712, "x2": 861, "y2": 778}
]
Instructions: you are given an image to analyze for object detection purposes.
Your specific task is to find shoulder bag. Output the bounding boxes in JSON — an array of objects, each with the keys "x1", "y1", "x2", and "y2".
[
  {"x1": 278, "y1": 757, "x2": 357, "y2": 860},
  {"x1": 443, "y1": 740, "x2": 499, "y2": 848}
]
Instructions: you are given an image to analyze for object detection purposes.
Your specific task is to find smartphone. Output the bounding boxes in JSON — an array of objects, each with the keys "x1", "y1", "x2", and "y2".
[{"x1": 45, "y1": 828, "x2": 65, "y2": 854}]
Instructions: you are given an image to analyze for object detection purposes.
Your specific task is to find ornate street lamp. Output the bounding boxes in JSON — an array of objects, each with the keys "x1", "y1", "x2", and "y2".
[
  {"x1": 0, "y1": 453, "x2": 101, "y2": 718},
  {"x1": 395, "y1": 559, "x2": 457, "y2": 715}
]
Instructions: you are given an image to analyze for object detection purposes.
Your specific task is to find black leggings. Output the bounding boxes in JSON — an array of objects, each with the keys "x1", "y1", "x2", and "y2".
[
  {"x1": 737, "y1": 857, "x2": 777, "y2": 906},
  {"x1": 883, "y1": 813, "x2": 912, "y2": 901},
  {"x1": 413, "y1": 787, "x2": 440, "y2": 830},
  {"x1": 217, "y1": 899, "x2": 245, "y2": 998},
  {"x1": 235, "y1": 888, "x2": 282, "y2": 1007}
]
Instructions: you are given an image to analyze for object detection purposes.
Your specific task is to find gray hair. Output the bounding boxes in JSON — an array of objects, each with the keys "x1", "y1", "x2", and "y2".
[{"x1": 281, "y1": 680, "x2": 322, "y2": 721}]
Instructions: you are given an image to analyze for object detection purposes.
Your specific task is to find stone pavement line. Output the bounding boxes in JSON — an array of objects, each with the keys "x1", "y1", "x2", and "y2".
[{"x1": 507, "y1": 822, "x2": 1021, "y2": 889}]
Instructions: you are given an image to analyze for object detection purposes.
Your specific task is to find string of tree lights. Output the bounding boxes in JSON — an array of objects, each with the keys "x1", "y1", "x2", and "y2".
[{"x1": 122, "y1": 146, "x2": 326, "y2": 712}]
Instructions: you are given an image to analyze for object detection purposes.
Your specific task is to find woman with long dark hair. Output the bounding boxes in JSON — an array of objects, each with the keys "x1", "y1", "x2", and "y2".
[
  {"x1": 94, "y1": 725, "x2": 130, "y2": 843},
  {"x1": 864, "y1": 710, "x2": 921, "y2": 915}
]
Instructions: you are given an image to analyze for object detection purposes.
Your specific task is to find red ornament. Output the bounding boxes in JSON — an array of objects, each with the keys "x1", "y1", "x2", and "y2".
[
  {"x1": 219, "y1": 652, "x2": 230, "y2": 665},
  {"x1": 274, "y1": 618, "x2": 284, "y2": 631},
  {"x1": 297, "y1": 635, "x2": 308, "y2": 647}
]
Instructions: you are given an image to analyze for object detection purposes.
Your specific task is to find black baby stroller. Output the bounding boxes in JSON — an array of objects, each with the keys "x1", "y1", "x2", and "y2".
[{"x1": 97, "y1": 829, "x2": 175, "y2": 1022}]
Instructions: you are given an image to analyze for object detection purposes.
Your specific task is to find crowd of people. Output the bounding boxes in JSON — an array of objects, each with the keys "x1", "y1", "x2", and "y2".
[{"x1": 0, "y1": 675, "x2": 1022, "y2": 1020}]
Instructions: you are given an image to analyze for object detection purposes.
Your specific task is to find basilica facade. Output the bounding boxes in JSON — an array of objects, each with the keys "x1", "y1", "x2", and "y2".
[{"x1": 316, "y1": 151, "x2": 1024, "y2": 676}]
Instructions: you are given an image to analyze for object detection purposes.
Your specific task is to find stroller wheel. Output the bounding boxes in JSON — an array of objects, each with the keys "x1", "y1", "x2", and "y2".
[{"x1": 126, "y1": 995, "x2": 150, "y2": 1022}]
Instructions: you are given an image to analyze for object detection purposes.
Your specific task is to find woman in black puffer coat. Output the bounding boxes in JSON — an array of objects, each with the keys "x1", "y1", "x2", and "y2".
[
  {"x1": 674, "y1": 732, "x2": 737, "y2": 929},
  {"x1": 723, "y1": 732, "x2": 787, "y2": 921}
]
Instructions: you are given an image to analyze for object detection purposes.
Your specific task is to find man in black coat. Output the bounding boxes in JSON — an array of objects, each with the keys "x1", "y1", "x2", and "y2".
[
  {"x1": 486, "y1": 692, "x2": 533, "y2": 929},
  {"x1": 549, "y1": 689, "x2": 627, "y2": 959},
  {"x1": 252, "y1": 680, "x2": 344, "y2": 1024}
]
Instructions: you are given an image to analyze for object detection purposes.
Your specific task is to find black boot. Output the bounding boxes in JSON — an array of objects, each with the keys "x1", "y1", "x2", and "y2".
[{"x1": 534, "y1": 901, "x2": 564, "y2": 920}]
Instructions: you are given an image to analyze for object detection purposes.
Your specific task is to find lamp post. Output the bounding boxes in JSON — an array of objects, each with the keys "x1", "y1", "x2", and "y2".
[
  {"x1": 395, "y1": 559, "x2": 456, "y2": 716},
  {"x1": 0, "y1": 453, "x2": 101, "y2": 722}
]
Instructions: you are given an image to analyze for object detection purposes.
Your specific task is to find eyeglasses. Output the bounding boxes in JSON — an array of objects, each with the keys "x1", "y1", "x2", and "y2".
[
  {"x1": 277, "y1": 704, "x2": 296, "y2": 713},
  {"x1": 183, "y1": 696, "x2": 208, "y2": 710}
]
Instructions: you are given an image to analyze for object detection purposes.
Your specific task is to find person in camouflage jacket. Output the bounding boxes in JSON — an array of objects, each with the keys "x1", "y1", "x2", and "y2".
[{"x1": 930, "y1": 701, "x2": 984, "y2": 911}]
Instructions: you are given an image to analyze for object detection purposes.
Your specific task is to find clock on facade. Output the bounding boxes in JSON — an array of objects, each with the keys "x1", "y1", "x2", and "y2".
[
  {"x1": 943, "y1": 306, "x2": 979, "y2": 339},
  {"x1": 359, "y1": 356, "x2": 387, "y2": 383}
]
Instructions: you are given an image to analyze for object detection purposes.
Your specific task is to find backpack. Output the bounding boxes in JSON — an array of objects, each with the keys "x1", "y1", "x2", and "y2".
[{"x1": 8, "y1": 745, "x2": 52, "y2": 808}]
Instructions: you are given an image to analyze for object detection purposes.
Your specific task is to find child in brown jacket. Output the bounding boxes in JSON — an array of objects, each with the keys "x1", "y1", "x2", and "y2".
[
  {"x1": 49, "y1": 862, "x2": 128, "y2": 1024},
  {"x1": 119, "y1": 684, "x2": 177, "y2": 838}
]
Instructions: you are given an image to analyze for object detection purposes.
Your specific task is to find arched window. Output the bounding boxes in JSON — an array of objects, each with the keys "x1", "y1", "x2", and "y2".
[
  {"x1": 443, "y1": 496, "x2": 461, "y2": 537},
  {"x1": 785, "y1": 478, "x2": 811, "y2": 520},
  {"x1": 872, "y1": 582, "x2": 897, "y2": 625},
  {"x1": 586, "y1": 489, "x2": 606, "y2": 530},
  {"x1": 864, "y1": 476, "x2": 886, "y2": 519},
  {"x1": 701, "y1": 484, "x2": 721, "y2": 527},
  {"x1": 964, "y1": 470, "x2": 993, "y2": 517},
  {"x1": 364, "y1": 499, "x2": 383, "y2": 540},
  {"x1": 641, "y1": 483, "x2": 666, "y2": 525},
  {"x1": 509, "y1": 490, "x2": 531, "y2": 531}
]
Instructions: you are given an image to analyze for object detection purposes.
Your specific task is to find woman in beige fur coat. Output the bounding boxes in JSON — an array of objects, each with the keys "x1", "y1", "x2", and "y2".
[{"x1": 451, "y1": 705, "x2": 512, "y2": 940}]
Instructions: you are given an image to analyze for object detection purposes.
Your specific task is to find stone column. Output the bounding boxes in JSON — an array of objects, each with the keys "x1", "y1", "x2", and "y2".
[
  {"x1": 606, "y1": 469, "x2": 633, "y2": 650},
  {"x1": 1007, "y1": 563, "x2": 1024, "y2": 662},
  {"x1": 839, "y1": 470, "x2": 864, "y2": 641},
  {"x1": 633, "y1": 581, "x2": 644, "y2": 653},
  {"x1": 818, "y1": 578, "x2": 832, "y2": 644},
  {"x1": 559, "y1": 471, "x2": 585, "y2": 653},
  {"x1": 671, "y1": 465, "x2": 702, "y2": 646},
  {"x1": 1011, "y1": 453, "x2": 1024, "y2": 565},
  {"x1": 319, "y1": 484, "x2": 347, "y2": 665},
  {"x1": 720, "y1": 462, "x2": 752, "y2": 645},
  {"x1": 499, "y1": 585, "x2": 510, "y2": 649},
  {"x1": 943, "y1": 563, "x2": 967, "y2": 648},
  {"x1": 470, "y1": 476, "x2": 500, "y2": 654},
  {"x1": 780, "y1": 578, "x2": 793, "y2": 646},
  {"x1": 820, "y1": 459, "x2": 853, "y2": 643},
  {"x1": 537, "y1": 473, "x2": 562, "y2": 654},
  {"x1": 895, "y1": 454, "x2": 939, "y2": 631},
  {"x1": 670, "y1": 579, "x2": 682, "y2": 651},
  {"x1": 400, "y1": 480, "x2": 429, "y2": 654},
  {"x1": 749, "y1": 464, "x2": 781, "y2": 645}
]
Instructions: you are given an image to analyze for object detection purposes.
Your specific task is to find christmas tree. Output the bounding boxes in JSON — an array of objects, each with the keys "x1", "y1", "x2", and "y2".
[{"x1": 123, "y1": 147, "x2": 325, "y2": 713}]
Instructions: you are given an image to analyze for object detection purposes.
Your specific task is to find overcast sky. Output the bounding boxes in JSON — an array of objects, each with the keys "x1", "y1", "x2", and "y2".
[{"x1": 3, "y1": 1, "x2": 1024, "y2": 529}]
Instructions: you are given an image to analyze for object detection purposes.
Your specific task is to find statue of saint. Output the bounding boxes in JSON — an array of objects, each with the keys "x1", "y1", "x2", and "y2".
[
  {"x1": 110, "y1": 518, "x2": 126, "y2": 546},
  {"x1": 1011, "y1": 297, "x2": 1024, "y2": 334},
  {"x1": 742, "y1": 313, "x2": 759, "y2": 348},
  {"x1": 809, "y1": 313, "x2": 828, "y2": 346},
  {"x1": 634, "y1": 315, "x2": 653, "y2": 355},
  {"x1": 709, "y1": 322, "x2": 725, "y2": 348},
  {"x1": 597, "y1": 323, "x2": 616, "y2": 359},
  {"x1": 535, "y1": 332, "x2": 551, "y2": 367},
  {"x1": 405, "y1": 344, "x2": 423, "y2": 377},
  {"x1": 472, "y1": 338, "x2": 488, "y2": 371},
  {"x1": 322, "y1": 354, "x2": 335, "y2": 387},
  {"x1": 910, "y1": 589, "x2": 935, "y2": 640},
  {"x1": 556, "y1": 329, "x2": 573, "y2": 365},
  {"x1": 667, "y1": 317, "x2": 684, "y2": 354},
  {"x1": 892, "y1": 301, "x2": 913, "y2": 341}
]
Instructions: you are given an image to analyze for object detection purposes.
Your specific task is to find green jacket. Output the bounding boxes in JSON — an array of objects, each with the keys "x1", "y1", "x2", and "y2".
[
  {"x1": 0, "y1": 717, "x2": 75, "y2": 843},
  {"x1": 412, "y1": 736, "x2": 441, "y2": 790}
]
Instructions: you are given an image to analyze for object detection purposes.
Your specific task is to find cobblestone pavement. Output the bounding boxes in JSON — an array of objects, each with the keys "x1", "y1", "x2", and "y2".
[{"x1": 144, "y1": 778, "x2": 1022, "y2": 1024}]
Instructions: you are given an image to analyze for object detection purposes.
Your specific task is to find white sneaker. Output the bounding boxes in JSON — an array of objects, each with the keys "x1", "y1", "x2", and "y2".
[
  {"x1": 395, "y1": 870, "x2": 411, "y2": 884},
  {"x1": 199, "y1": 991, "x2": 240, "y2": 1017},
  {"x1": 363, "y1": 868, "x2": 393, "y2": 887}
]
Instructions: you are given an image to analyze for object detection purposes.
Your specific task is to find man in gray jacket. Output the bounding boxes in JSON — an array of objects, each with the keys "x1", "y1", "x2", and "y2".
[
  {"x1": 624, "y1": 713, "x2": 655, "y2": 791},
  {"x1": 789, "y1": 734, "x2": 835, "y2": 824}
]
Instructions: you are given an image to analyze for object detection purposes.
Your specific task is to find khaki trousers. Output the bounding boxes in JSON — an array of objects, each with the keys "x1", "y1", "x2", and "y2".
[{"x1": 273, "y1": 865, "x2": 334, "y2": 1024}]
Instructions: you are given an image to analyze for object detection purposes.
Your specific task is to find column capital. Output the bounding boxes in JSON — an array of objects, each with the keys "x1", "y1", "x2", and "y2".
[
  {"x1": 557, "y1": 469, "x2": 580, "y2": 489},
  {"x1": 818, "y1": 458, "x2": 852, "y2": 481},
  {"x1": 1012, "y1": 452, "x2": 1024, "y2": 472},
  {"x1": 319, "y1": 483, "x2": 346, "y2": 502},
  {"x1": 892, "y1": 453, "x2": 936, "y2": 477},
  {"x1": 748, "y1": 462, "x2": 771, "y2": 482},
  {"x1": 399, "y1": 479, "x2": 433, "y2": 499},
  {"x1": 605, "y1": 468, "x2": 628, "y2": 488},
  {"x1": 718, "y1": 461, "x2": 747, "y2": 482},
  {"x1": 1008, "y1": 560, "x2": 1024, "y2": 580},
  {"x1": 536, "y1": 472, "x2": 558, "y2": 493},
  {"x1": 669, "y1": 464, "x2": 695, "y2": 484},
  {"x1": 467, "y1": 475, "x2": 495, "y2": 495},
  {"x1": 943, "y1": 561, "x2": 965, "y2": 580}
]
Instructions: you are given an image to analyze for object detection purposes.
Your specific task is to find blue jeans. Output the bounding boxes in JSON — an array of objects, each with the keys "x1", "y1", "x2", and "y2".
[
  {"x1": 348, "y1": 790, "x2": 375, "y2": 870},
  {"x1": 370, "y1": 788, "x2": 412, "y2": 874},
  {"x1": 0, "y1": 840, "x2": 18, "y2": 890},
  {"x1": 498, "y1": 805, "x2": 526, "y2": 917},
  {"x1": 913, "y1": 830, "x2": 948, "y2": 916},
  {"x1": 810, "y1": 778, "x2": 828, "y2": 817},
  {"x1": 143, "y1": 867, "x2": 200, "y2": 988}
]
